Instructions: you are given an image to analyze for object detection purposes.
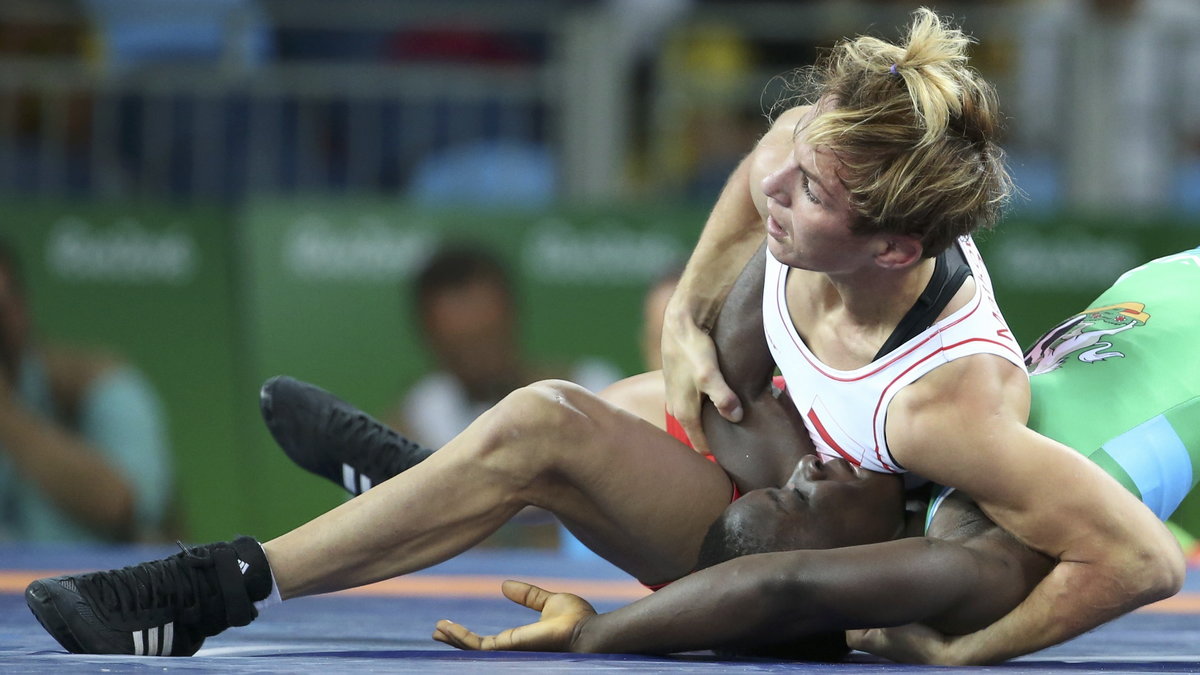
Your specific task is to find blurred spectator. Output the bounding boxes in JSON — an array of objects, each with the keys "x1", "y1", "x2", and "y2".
[
  {"x1": 0, "y1": 0, "x2": 96, "y2": 194},
  {"x1": 409, "y1": 141, "x2": 557, "y2": 208},
  {"x1": 1014, "y1": 0, "x2": 1200, "y2": 213},
  {"x1": 78, "y1": 0, "x2": 272, "y2": 199},
  {"x1": 79, "y1": 0, "x2": 271, "y2": 69},
  {"x1": 655, "y1": 19, "x2": 763, "y2": 201},
  {"x1": 0, "y1": 241, "x2": 174, "y2": 542},
  {"x1": 0, "y1": 1, "x2": 90, "y2": 60},
  {"x1": 386, "y1": 243, "x2": 620, "y2": 449}
]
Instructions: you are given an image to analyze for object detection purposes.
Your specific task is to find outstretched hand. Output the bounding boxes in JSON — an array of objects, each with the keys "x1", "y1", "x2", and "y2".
[
  {"x1": 847, "y1": 623, "x2": 962, "y2": 665},
  {"x1": 433, "y1": 580, "x2": 597, "y2": 653},
  {"x1": 660, "y1": 301, "x2": 742, "y2": 456}
]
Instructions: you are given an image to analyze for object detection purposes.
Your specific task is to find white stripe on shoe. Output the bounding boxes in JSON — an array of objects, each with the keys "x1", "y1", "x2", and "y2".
[
  {"x1": 358, "y1": 473, "x2": 371, "y2": 493},
  {"x1": 132, "y1": 623, "x2": 174, "y2": 656},
  {"x1": 342, "y1": 464, "x2": 356, "y2": 493}
]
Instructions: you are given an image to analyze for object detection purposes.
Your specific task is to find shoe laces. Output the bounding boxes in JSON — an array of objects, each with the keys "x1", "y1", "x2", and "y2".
[
  {"x1": 78, "y1": 542, "x2": 252, "y2": 631},
  {"x1": 327, "y1": 406, "x2": 427, "y2": 477},
  {"x1": 79, "y1": 543, "x2": 212, "y2": 622}
]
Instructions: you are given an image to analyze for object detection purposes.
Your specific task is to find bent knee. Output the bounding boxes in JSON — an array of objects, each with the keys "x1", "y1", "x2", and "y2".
[
  {"x1": 499, "y1": 379, "x2": 591, "y2": 429},
  {"x1": 472, "y1": 380, "x2": 594, "y2": 466}
]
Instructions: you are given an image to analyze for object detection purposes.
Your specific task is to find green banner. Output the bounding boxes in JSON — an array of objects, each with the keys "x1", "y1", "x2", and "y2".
[
  {"x1": 0, "y1": 202, "x2": 245, "y2": 541},
  {"x1": 238, "y1": 199, "x2": 708, "y2": 536},
  {"x1": 3, "y1": 199, "x2": 1196, "y2": 542},
  {"x1": 974, "y1": 221, "x2": 1199, "y2": 349}
]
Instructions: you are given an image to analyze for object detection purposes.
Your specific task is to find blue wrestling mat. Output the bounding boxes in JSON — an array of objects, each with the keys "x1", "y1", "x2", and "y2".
[{"x1": 3, "y1": 543, "x2": 1199, "y2": 673}]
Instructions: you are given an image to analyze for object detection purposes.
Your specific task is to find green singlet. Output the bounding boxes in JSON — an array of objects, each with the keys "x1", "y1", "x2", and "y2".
[
  {"x1": 927, "y1": 247, "x2": 1200, "y2": 532},
  {"x1": 1024, "y1": 247, "x2": 1200, "y2": 520}
]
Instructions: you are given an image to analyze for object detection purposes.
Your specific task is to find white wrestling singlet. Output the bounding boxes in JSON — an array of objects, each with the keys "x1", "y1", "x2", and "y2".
[{"x1": 763, "y1": 236, "x2": 1025, "y2": 473}]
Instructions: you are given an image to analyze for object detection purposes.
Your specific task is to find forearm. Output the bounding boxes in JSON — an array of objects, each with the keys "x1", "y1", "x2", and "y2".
[
  {"x1": 704, "y1": 390, "x2": 809, "y2": 493},
  {"x1": 942, "y1": 555, "x2": 1181, "y2": 665},
  {"x1": 708, "y1": 244, "x2": 771, "y2": 396},
  {"x1": 0, "y1": 405, "x2": 136, "y2": 536},
  {"x1": 574, "y1": 541, "x2": 977, "y2": 655},
  {"x1": 961, "y1": 449, "x2": 1185, "y2": 662},
  {"x1": 699, "y1": 242, "x2": 805, "y2": 490},
  {"x1": 573, "y1": 555, "x2": 800, "y2": 654},
  {"x1": 887, "y1": 364, "x2": 1186, "y2": 664},
  {"x1": 669, "y1": 153, "x2": 765, "y2": 330}
]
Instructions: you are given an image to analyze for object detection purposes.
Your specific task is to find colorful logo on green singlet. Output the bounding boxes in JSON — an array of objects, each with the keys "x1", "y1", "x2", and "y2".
[{"x1": 1023, "y1": 302, "x2": 1150, "y2": 375}]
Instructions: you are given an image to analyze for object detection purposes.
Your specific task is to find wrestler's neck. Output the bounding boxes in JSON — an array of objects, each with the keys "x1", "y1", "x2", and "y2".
[
  {"x1": 820, "y1": 255, "x2": 937, "y2": 327},
  {"x1": 787, "y1": 256, "x2": 938, "y2": 368}
]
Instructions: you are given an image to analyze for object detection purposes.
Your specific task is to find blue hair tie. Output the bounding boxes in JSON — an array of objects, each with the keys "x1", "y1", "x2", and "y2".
[{"x1": 889, "y1": 63, "x2": 900, "y2": 76}]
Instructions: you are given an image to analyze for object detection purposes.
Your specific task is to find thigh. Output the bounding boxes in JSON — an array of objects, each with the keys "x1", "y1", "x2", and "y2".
[
  {"x1": 598, "y1": 370, "x2": 669, "y2": 430},
  {"x1": 521, "y1": 381, "x2": 733, "y2": 585}
]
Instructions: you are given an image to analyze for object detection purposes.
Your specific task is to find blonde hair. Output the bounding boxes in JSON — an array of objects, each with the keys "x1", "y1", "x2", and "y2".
[{"x1": 776, "y1": 7, "x2": 1012, "y2": 256}]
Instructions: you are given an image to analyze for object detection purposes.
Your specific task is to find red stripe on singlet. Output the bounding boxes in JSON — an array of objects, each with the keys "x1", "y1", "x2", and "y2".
[{"x1": 806, "y1": 408, "x2": 861, "y2": 466}]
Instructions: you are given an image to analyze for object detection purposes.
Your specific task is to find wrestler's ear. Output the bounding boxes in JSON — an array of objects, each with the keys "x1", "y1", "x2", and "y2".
[{"x1": 875, "y1": 235, "x2": 923, "y2": 269}]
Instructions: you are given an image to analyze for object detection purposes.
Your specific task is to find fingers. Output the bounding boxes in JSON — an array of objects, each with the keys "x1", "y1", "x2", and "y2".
[
  {"x1": 845, "y1": 628, "x2": 873, "y2": 651},
  {"x1": 688, "y1": 338, "x2": 742, "y2": 422},
  {"x1": 675, "y1": 415, "x2": 712, "y2": 456},
  {"x1": 501, "y1": 579, "x2": 551, "y2": 611},
  {"x1": 706, "y1": 381, "x2": 744, "y2": 423},
  {"x1": 661, "y1": 310, "x2": 745, "y2": 453},
  {"x1": 434, "y1": 619, "x2": 488, "y2": 651},
  {"x1": 672, "y1": 372, "x2": 742, "y2": 456}
]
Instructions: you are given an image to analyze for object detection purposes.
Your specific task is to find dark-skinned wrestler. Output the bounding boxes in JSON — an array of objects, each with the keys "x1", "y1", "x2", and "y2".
[{"x1": 263, "y1": 245, "x2": 1198, "y2": 661}]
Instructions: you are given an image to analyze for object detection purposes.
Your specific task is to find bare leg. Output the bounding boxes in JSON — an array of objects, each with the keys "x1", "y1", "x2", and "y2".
[{"x1": 264, "y1": 380, "x2": 733, "y2": 598}]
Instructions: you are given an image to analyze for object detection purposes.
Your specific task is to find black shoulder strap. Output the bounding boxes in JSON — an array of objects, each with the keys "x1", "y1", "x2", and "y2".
[{"x1": 873, "y1": 242, "x2": 972, "y2": 361}]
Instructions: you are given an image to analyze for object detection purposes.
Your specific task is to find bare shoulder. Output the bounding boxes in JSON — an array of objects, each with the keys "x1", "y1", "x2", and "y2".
[
  {"x1": 885, "y1": 354, "x2": 1132, "y2": 550},
  {"x1": 888, "y1": 351, "x2": 1179, "y2": 568},
  {"x1": 885, "y1": 354, "x2": 1032, "y2": 484},
  {"x1": 890, "y1": 354, "x2": 1030, "y2": 433}
]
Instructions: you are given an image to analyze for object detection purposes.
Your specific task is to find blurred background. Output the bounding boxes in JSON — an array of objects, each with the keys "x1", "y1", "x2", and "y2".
[{"x1": 0, "y1": 0, "x2": 1196, "y2": 544}]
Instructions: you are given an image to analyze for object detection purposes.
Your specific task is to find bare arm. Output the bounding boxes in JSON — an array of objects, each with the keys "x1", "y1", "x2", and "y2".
[
  {"x1": 580, "y1": 539, "x2": 995, "y2": 654},
  {"x1": 702, "y1": 243, "x2": 813, "y2": 491},
  {"x1": 870, "y1": 357, "x2": 1186, "y2": 664},
  {"x1": 660, "y1": 106, "x2": 807, "y2": 454},
  {"x1": 437, "y1": 537, "x2": 1010, "y2": 655}
]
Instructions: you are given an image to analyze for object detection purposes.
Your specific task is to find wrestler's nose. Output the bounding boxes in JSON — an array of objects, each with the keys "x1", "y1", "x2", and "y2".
[{"x1": 787, "y1": 454, "x2": 824, "y2": 486}]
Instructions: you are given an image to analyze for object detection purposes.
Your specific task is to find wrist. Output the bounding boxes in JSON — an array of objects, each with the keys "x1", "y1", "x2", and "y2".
[
  {"x1": 570, "y1": 613, "x2": 605, "y2": 653},
  {"x1": 937, "y1": 632, "x2": 986, "y2": 666},
  {"x1": 665, "y1": 290, "x2": 719, "y2": 335}
]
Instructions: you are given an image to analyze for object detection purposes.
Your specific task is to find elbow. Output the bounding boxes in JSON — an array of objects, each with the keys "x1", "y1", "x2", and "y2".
[
  {"x1": 1122, "y1": 531, "x2": 1186, "y2": 604},
  {"x1": 1143, "y1": 545, "x2": 1186, "y2": 602},
  {"x1": 721, "y1": 560, "x2": 802, "y2": 625},
  {"x1": 758, "y1": 567, "x2": 819, "y2": 624}
]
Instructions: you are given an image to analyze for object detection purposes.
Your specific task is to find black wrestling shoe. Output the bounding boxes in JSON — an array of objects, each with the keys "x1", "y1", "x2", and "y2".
[
  {"x1": 260, "y1": 375, "x2": 434, "y2": 495},
  {"x1": 25, "y1": 537, "x2": 271, "y2": 656}
]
